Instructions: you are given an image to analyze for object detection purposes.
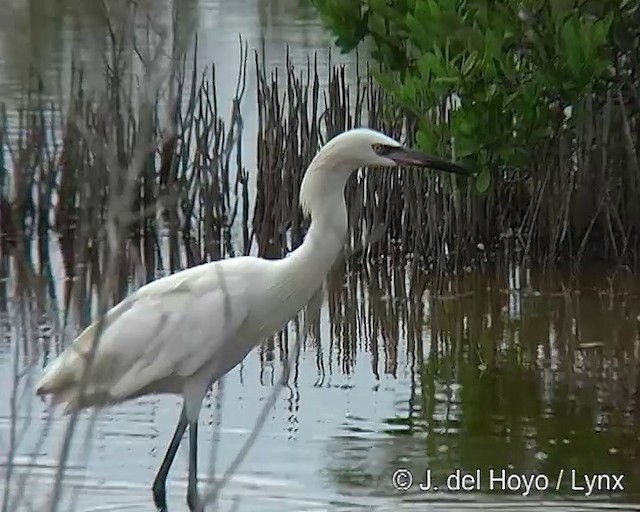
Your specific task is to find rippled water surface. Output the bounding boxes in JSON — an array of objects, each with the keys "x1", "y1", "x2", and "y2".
[
  {"x1": 1, "y1": 1, "x2": 640, "y2": 511},
  {"x1": 3, "y1": 261, "x2": 640, "y2": 511}
]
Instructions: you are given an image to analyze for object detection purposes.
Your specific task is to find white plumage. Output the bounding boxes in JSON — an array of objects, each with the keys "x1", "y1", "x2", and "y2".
[{"x1": 35, "y1": 127, "x2": 467, "y2": 511}]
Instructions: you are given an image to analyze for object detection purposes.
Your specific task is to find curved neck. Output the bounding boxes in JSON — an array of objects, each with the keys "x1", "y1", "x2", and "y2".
[
  {"x1": 285, "y1": 188, "x2": 348, "y2": 280},
  {"x1": 273, "y1": 160, "x2": 351, "y2": 297}
]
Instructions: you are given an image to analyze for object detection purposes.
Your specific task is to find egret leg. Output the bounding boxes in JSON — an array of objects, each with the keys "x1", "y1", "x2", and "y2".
[
  {"x1": 186, "y1": 420, "x2": 202, "y2": 511},
  {"x1": 152, "y1": 406, "x2": 188, "y2": 511}
]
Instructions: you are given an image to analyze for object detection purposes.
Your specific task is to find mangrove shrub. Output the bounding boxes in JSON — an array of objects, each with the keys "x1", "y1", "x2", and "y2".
[{"x1": 312, "y1": 0, "x2": 623, "y2": 192}]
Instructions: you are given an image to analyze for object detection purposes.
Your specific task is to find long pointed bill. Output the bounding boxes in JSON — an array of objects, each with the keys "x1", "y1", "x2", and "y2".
[{"x1": 387, "y1": 147, "x2": 470, "y2": 175}]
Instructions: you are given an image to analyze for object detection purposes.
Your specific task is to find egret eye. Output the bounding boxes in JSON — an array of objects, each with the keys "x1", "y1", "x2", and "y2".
[{"x1": 372, "y1": 143, "x2": 393, "y2": 155}]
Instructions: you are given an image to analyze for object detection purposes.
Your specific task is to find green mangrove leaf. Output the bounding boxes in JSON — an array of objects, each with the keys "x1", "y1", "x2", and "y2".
[
  {"x1": 475, "y1": 167, "x2": 491, "y2": 194},
  {"x1": 427, "y1": 0, "x2": 441, "y2": 18},
  {"x1": 549, "y1": 0, "x2": 575, "y2": 21},
  {"x1": 561, "y1": 19, "x2": 583, "y2": 78},
  {"x1": 417, "y1": 52, "x2": 443, "y2": 79},
  {"x1": 368, "y1": 12, "x2": 387, "y2": 38},
  {"x1": 416, "y1": 128, "x2": 437, "y2": 153},
  {"x1": 434, "y1": 75, "x2": 458, "y2": 85},
  {"x1": 593, "y1": 11, "x2": 614, "y2": 46},
  {"x1": 461, "y1": 50, "x2": 478, "y2": 76},
  {"x1": 406, "y1": 12, "x2": 432, "y2": 48},
  {"x1": 373, "y1": 68, "x2": 396, "y2": 93},
  {"x1": 455, "y1": 135, "x2": 480, "y2": 159}
]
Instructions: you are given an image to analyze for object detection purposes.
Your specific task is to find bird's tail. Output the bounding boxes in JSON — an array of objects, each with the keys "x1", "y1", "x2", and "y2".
[
  {"x1": 35, "y1": 349, "x2": 81, "y2": 397},
  {"x1": 35, "y1": 321, "x2": 113, "y2": 413},
  {"x1": 35, "y1": 323, "x2": 100, "y2": 399},
  {"x1": 35, "y1": 348, "x2": 92, "y2": 415}
]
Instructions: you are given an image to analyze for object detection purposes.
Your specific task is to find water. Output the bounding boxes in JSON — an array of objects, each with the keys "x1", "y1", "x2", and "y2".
[
  {"x1": 2, "y1": 262, "x2": 639, "y2": 511},
  {"x1": 1, "y1": 1, "x2": 640, "y2": 511}
]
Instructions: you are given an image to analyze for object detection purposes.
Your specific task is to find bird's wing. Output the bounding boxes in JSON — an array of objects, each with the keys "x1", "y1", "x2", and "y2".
[{"x1": 52, "y1": 260, "x2": 254, "y2": 403}]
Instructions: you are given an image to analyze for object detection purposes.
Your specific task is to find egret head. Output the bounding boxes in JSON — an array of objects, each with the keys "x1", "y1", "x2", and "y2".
[
  {"x1": 299, "y1": 128, "x2": 469, "y2": 219},
  {"x1": 319, "y1": 128, "x2": 469, "y2": 174}
]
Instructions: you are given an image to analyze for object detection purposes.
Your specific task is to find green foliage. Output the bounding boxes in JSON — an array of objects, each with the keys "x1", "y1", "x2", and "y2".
[{"x1": 312, "y1": 0, "x2": 622, "y2": 188}]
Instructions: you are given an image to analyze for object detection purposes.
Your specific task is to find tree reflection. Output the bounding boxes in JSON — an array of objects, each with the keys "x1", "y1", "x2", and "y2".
[{"x1": 324, "y1": 264, "x2": 640, "y2": 503}]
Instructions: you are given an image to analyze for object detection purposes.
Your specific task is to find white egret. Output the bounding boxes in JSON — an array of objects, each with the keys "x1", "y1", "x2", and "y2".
[{"x1": 35, "y1": 127, "x2": 468, "y2": 511}]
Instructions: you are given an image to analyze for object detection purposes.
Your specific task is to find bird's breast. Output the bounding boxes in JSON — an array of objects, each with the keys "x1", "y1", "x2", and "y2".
[{"x1": 247, "y1": 275, "x2": 319, "y2": 342}]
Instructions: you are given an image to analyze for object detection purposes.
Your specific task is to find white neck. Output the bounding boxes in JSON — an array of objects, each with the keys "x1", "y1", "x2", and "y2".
[{"x1": 272, "y1": 157, "x2": 352, "y2": 299}]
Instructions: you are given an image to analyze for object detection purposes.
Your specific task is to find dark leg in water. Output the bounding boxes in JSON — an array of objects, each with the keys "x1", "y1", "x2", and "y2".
[
  {"x1": 186, "y1": 420, "x2": 202, "y2": 511},
  {"x1": 152, "y1": 406, "x2": 188, "y2": 511}
]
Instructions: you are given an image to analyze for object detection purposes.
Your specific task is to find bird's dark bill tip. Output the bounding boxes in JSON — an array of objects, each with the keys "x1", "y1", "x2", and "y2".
[{"x1": 389, "y1": 147, "x2": 472, "y2": 175}]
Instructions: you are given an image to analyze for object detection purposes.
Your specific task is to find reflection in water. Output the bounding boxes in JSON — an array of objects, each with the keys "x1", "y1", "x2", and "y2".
[
  {"x1": 324, "y1": 263, "x2": 640, "y2": 507},
  {"x1": 2, "y1": 249, "x2": 640, "y2": 510}
]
